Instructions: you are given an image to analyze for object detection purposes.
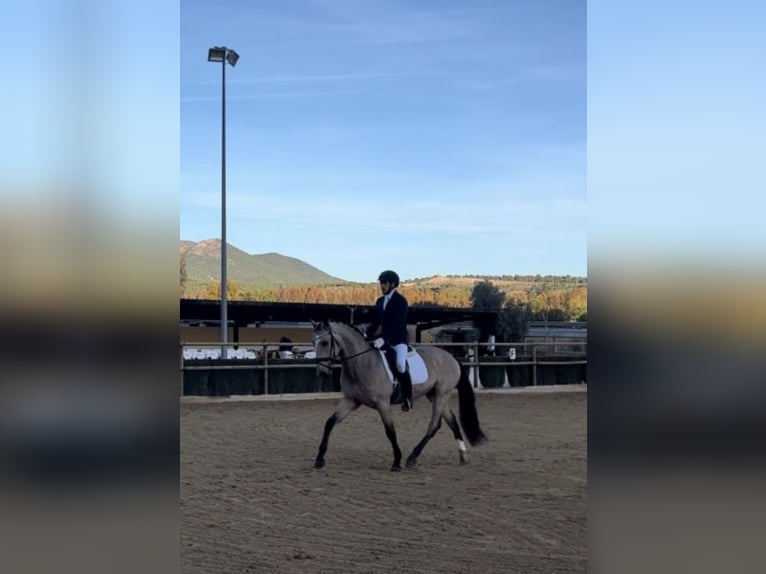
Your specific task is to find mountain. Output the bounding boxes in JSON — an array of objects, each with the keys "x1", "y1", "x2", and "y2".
[{"x1": 180, "y1": 239, "x2": 348, "y2": 286}]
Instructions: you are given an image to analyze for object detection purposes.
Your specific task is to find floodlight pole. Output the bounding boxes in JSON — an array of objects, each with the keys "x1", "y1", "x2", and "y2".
[
  {"x1": 208, "y1": 46, "x2": 238, "y2": 359},
  {"x1": 220, "y1": 51, "x2": 227, "y2": 359}
]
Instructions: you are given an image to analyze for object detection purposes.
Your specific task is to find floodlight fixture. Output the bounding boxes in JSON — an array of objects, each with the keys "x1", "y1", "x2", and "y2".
[{"x1": 208, "y1": 47, "x2": 226, "y2": 62}]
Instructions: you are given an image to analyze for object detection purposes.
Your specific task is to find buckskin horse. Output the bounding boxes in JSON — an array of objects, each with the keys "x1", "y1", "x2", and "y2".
[{"x1": 312, "y1": 321, "x2": 487, "y2": 471}]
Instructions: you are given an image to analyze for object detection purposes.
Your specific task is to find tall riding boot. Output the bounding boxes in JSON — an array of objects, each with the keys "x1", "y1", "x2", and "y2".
[{"x1": 398, "y1": 369, "x2": 413, "y2": 412}]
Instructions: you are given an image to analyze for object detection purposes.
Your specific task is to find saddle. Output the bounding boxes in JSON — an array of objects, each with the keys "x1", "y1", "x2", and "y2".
[{"x1": 379, "y1": 346, "x2": 428, "y2": 386}]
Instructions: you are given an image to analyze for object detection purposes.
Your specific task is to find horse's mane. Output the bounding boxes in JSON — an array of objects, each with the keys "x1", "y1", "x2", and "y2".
[
  {"x1": 327, "y1": 322, "x2": 372, "y2": 353},
  {"x1": 328, "y1": 321, "x2": 367, "y2": 342}
]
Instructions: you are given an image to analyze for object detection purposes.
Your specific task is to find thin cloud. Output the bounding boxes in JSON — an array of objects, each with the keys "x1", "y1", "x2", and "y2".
[
  {"x1": 184, "y1": 187, "x2": 584, "y2": 240},
  {"x1": 181, "y1": 70, "x2": 443, "y2": 94},
  {"x1": 458, "y1": 63, "x2": 585, "y2": 91},
  {"x1": 305, "y1": 0, "x2": 477, "y2": 45},
  {"x1": 181, "y1": 89, "x2": 364, "y2": 102},
  {"x1": 180, "y1": 69, "x2": 439, "y2": 102},
  {"x1": 239, "y1": 71, "x2": 435, "y2": 84}
]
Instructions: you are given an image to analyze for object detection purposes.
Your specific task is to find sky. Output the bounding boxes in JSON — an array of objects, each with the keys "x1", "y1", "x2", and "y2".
[
  {"x1": 1, "y1": 0, "x2": 760, "y2": 286},
  {"x1": 588, "y1": 0, "x2": 766, "y2": 265},
  {"x1": 180, "y1": 0, "x2": 586, "y2": 283}
]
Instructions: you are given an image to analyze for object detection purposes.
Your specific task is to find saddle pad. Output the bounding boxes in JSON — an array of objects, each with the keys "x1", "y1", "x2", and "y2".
[{"x1": 379, "y1": 349, "x2": 428, "y2": 385}]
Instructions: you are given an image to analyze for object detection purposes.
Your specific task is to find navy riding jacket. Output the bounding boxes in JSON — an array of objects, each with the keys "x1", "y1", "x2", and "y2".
[{"x1": 368, "y1": 290, "x2": 409, "y2": 346}]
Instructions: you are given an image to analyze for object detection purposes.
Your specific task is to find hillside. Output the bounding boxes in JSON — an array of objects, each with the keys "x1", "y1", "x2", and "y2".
[
  {"x1": 180, "y1": 239, "x2": 347, "y2": 286},
  {"x1": 403, "y1": 274, "x2": 585, "y2": 291},
  {"x1": 180, "y1": 240, "x2": 586, "y2": 320}
]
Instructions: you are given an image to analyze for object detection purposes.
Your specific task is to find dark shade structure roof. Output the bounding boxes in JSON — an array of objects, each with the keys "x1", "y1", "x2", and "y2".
[{"x1": 180, "y1": 299, "x2": 498, "y2": 340}]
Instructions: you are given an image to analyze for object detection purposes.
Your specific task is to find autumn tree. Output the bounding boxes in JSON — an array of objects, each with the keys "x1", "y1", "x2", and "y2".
[
  {"x1": 565, "y1": 286, "x2": 587, "y2": 320},
  {"x1": 180, "y1": 253, "x2": 188, "y2": 296},
  {"x1": 203, "y1": 280, "x2": 242, "y2": 300}
]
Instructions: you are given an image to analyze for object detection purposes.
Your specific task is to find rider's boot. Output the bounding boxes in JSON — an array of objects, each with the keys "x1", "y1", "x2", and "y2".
[{"x1": 398, "y1": 368, "x2": 413, "y2": 412}]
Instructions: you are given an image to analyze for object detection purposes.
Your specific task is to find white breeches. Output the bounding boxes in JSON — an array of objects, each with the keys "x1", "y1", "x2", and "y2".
[{"x1": 392, "y1": 343, "x2": 407, "y2": 373}]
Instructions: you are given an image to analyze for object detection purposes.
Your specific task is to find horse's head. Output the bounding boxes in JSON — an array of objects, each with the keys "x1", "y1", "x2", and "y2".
[{"x1": 312, "y1": 320, "x2": 338, "y2": 376}]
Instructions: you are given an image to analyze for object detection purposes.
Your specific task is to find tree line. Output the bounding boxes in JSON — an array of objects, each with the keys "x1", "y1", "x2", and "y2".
[
  {"x1": 181, "y1": 274, "x2": 586, "y2": 326},
  {"x1": 468, "y1": 279, "x2": 586, "y2": 343}
]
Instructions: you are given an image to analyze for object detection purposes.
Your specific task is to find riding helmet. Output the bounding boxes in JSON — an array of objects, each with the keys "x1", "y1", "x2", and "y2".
[{"x1": 378, "y1": 270, "x2": 400, "y2": 287}]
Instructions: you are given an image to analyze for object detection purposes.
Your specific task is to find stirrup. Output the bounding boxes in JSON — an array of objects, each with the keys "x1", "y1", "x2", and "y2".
[{"x1": 401, "y1": 398, "x2": 413, "y2": 412}]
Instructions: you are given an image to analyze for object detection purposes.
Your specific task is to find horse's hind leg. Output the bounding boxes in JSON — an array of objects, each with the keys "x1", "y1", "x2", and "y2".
[
  {"x1": 405, "y1": 394, "x2": 447, "y2": 468},
  {"x1": 314, "y1": 397, "x2": 358, "y2": 469},
  {"x1": 376, "y1": 402, "x2": 403, "y2": 471},
  {"x1": 443, "y1": 408, "x2": 468, "y2": 464}
]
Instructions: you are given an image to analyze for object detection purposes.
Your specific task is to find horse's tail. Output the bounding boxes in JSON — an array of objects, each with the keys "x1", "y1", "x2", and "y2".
[{"x1": 457, "y1": 366, "x2": 487, "y2": 446}]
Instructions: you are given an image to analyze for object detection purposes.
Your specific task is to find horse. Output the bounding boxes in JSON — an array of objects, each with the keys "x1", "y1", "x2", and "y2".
[{"x1": 311, "y1": 321, "x2": 487, "y2": 471}]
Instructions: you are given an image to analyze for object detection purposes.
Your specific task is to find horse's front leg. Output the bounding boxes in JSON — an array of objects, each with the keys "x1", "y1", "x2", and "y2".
[
  {"x1": 314, "y1": 397, "x2": 358, "y2": 469},
  {"x1": 376, "y1": 401, "x2": 403, "y2": 471}
]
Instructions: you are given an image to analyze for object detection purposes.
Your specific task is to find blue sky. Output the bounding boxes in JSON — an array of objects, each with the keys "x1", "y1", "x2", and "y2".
[
  {"x1": 588, "y1": 0, "x2": 766, "y2": 265},
  {"x1": 2, "y1": 1, "x2": 760, "y2": 289},
  {"x1": 181, "y1": 0, "x2": 586, "y2": 282}
]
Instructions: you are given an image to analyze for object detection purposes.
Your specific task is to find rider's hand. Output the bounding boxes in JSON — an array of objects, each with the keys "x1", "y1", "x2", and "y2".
[{"x1": 372, "y1": 338, "x2": 385, "y2": 349}]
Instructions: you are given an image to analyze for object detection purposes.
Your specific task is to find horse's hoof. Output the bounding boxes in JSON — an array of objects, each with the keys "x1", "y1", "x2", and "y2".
[
  {"x1": 405, "y1": 457, "x2": 417, "y2": 468},
  {"x1": 314, "y1": 459, "x2": 325, "y2": 469},
  {"x1": 390, "y1": 464, "x2": 401, "y2": 472}
]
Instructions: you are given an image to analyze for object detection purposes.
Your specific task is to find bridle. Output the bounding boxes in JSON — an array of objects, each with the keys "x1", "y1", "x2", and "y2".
[{"x1": 314, "y1": 322, "x2": 376, "y2": 370}]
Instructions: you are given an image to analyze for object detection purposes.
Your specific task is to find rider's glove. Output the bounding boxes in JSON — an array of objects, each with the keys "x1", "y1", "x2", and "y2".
[{"x1": 372, "y1": 338, "x2": 385, "y2": 349}]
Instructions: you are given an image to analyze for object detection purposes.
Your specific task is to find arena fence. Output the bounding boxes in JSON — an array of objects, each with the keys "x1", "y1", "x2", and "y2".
[{"x1": 179, "y1": 341, "x2": 587, "y2": 397}]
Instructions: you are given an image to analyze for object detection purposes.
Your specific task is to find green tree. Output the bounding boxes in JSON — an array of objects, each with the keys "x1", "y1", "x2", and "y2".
[
  {"x1": 545, "y1": 308, "x2": 569, "y2": 322},
  {"x1": 470, "y1": 280, "x2": 506, "y2": 346},
  {"x1": 497, "y1": 302, "x2": 533, "y2": 343},
  {"x1": 470, "y1": 280, "x2": 505, "y2": 310}
]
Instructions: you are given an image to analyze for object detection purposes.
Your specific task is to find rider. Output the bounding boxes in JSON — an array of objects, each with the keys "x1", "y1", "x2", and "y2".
[{"x1": 366, "y1": 270, "x2": 413, "y2": 412}]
